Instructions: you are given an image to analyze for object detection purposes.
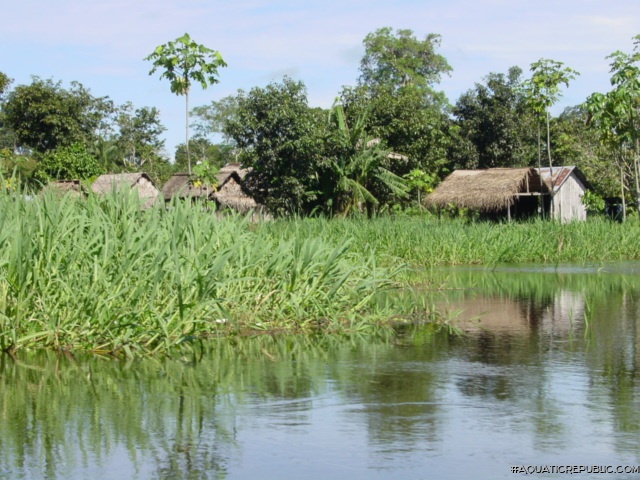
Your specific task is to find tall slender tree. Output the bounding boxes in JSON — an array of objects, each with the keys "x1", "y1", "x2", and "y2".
[
  {"x1": 522, "y1": 59, "x2": 579, "y2": 187},
  {"x1": 145, "y1": 33, "x2": 226, "y2": 174}
]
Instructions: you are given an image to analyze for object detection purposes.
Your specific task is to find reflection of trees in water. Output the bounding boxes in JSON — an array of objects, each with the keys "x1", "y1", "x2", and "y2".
[
  {"x1": 586, "y1": 289, "x2": 640, "y2": 454},
  {"x1": 441, "y1": 269, "x2": 640, "y2": 455}
]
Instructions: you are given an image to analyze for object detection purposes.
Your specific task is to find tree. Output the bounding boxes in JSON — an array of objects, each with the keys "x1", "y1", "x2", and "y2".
[
  {"x1": 585, "y1": 35, "x2": 640, "y2": 217},
  {"x1": 339, "y1": 27, "x2": 453, "y2": 200},
  {"x1": 340, "y1": 84, "x2": 452, "y2": 185},
  {"x1": 0, "y1": 72, "x2": 11, "y2": 101},
  {"x1": 522, "y1": 59, "x2": 579, "y2": 193},
  {"x1": 224, "y1": 78, "x2": 328, "y2": 216},
  {"x1": 33, "y1": 143, "x2": 104, "y2": 184},
  {"x1": 0, "y1": 72, "x2": 16, "y2": 150},
  {"x1": 115, "y1": 103, "x2": 167, "y2": 168},
  {"x1": 325, "y1": 101, "x2": 408, "y2": 216},
  {"x1": 452, "y1": 67, "x2": 537, "y2": 169},
  {"x1": 174, "y1": 138, "x2": 231, "y2": 171},
  {"x1": 190, "y1": 94, "x2": 241, "y2": 145},
  {"x1": 145, "y1": 33, "x2": 226, "y2": 175},
  {"x1": 3, "y1": 77, "x2": 113, "y2": 153},
  {"x1": 359, "y1": 27, "x2": 452, "y2": 91}
]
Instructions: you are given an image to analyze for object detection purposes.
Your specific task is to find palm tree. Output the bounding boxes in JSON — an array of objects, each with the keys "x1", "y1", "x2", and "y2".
[{"x1": 328, "y1": 102, "x2": 408, "y2": 216}]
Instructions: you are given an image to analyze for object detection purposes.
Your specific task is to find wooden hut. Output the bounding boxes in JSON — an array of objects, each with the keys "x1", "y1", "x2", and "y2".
[
  {"x1": 42, "y1": 180, "x2": 87, "y2": 198},
  {"x1": 536, "y1": 166, "x2": 590, "y2": 222},
  {"x1": 425, "y1": 168, "x2": 547, "y2": 220},
  {"x1": 91, "y1": 173, "x2": 159, "y2": 209},
  {"x1": 161, "y1": 172, "x2": 214, "y2": 202}
]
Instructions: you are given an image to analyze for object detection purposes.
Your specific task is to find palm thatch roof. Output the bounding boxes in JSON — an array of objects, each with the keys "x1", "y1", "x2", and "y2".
[
  {"x1": 91, "y1": 173, "x2": 159, "y2": 209},
  {"x1": 91, "y1": 173, "x2": 156, "y2": 194},
  {"x1": 216, "y1": 162, "x2": 250, "y2": 182},
  {"x1": 161, "y1": 172, "x2": 214, "y2": 202},
  {"x1": 42, "y1": 180, "x2": 87, "y2": 197},
  {"x1": 425, "y1": 168, "x2": 547, "y2": 211},
  {"x1": 212, "y1": 169, "x2": 260, "y2": 214}
]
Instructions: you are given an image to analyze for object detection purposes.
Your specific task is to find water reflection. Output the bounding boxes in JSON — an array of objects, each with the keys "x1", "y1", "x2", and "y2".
[{"x1": 2, "y1": 265, "x2": 640, "y2": 478}]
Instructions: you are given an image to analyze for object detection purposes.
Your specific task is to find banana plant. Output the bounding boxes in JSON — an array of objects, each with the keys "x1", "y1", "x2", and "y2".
[{"x1": 328, "y1": 101, "x2": 407, "y2": 215}]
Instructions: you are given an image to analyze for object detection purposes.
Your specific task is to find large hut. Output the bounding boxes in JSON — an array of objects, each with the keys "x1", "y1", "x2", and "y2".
[
  {"x1": 91, "y1": 173, "x2": 159, "y2": 209},
  {"x1": 161, "y1": 172, "x2": 214, "y2": 202},
  {"x1": 536, "y1": 166, "x2": 590, "y2": 222},
  {"x1": 425, "y1": 168, "x2": 548, "y2": 220}
]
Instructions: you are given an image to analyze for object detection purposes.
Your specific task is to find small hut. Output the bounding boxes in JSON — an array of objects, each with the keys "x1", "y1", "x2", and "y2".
[
  {"x1": 42, "y1": 180, "x2": 87, "y2": 198},
  {"x1": 536, "y1": 166, "x2": 590, "y2": 222},
  {"x1": 161, "y1": 172, "x2": 214, "y2": 203},
  {"x1": 425, "y1": 168, "x2": 547, "y2": 220},
  {"x1": 91, "y1": 173, "x2": 159, "y2": 209},
  {"x1": 212, "y1": 163, "x2": 265, "y2": 216}
]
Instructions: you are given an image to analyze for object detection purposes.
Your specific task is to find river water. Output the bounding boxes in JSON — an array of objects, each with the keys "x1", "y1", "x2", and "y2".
[{"x1": 2, "y1": 263, "x2": 640, "y2": 479}]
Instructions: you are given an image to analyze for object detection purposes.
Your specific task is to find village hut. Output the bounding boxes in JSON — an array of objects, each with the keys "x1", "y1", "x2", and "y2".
[
  {"x1": 211, "y1": 163, "x2": 265, "y2": 217},
  {"x1": 91, "y1": 173, "x2": 159, "y2": 209},
  {"x1": 161, "y1": 172, "x2": 214, "y2": 202},
  {"x1": 536, "y1": 166, "x2": 590, "y2": 222},
  {"x1": 425, "y1": 168, "x2": 547, "y2": 220},
  {"x1": 42, "y1": 180, "x2": 87, "y2": 198}
]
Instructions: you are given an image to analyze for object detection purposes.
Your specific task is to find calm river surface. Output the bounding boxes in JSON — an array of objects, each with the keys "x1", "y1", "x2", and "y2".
[{"x1": 3, "y1": 262, "x2": 640, "y2": 479}]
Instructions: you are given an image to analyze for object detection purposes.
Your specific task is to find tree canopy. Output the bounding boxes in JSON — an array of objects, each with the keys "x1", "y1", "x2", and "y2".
[
  {"x1": 224, "y1": 77, "x2": 329, "y2": 216},
  {"x1": 3, "y1": 77, "x2": 113, "y2": 153},
  {"x1": 453, "y1": 67, "x2": 537, "y2": 169},
  {"x1": 359, "y1": 27, "x2": 451, "y2": 91}
]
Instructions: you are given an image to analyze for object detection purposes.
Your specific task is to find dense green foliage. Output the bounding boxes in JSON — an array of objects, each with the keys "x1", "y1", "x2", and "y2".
[
  {"x1": 2, "y1": 30, "x2": 640, "y2": 212},
  {"x1": 0, "y1": 188, "x2": 412, "y2": 356},
  {"x1": 3, "y1": 77, "x2": 113, "y2": 153},
  {"x1": 224, "y1": 77, "x2": 330, "y2": 215},
  {"x1": 33, "y1": 143, "x2": 104, "y2": 184},
  {"x1": 452, "y1": 67, "x2": 537, "y2": 169}
]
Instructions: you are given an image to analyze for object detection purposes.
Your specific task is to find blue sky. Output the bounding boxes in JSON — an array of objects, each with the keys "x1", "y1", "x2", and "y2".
[{"x1": 3, "y1": 0, "x2": 640, "y2": 159}]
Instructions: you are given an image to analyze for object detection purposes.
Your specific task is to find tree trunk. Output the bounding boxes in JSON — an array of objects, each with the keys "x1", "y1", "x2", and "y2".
[
  {"x1": 537, "y1": 122, "x2": 545, "y2": 218},
  {"x1": 620, "y1": 162, "x2": 627, "y2": 222},
  {"x1": 635, "y1": 137, "x2": 640, "y2": 219},
  {"x1": 546, "y1": 110, "x2": 555, "y2": 219},
  {"x1": 186, "y1": 88, "x2": 191, "y2": 175}
]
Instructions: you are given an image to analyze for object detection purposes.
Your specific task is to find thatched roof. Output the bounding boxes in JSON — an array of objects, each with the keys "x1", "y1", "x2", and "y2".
[
  {"x1": 212, "y1": 171, "x2": 260, "y2": 214},
  {"x1": 91, "y1": 173, "x2": 156, "y2": 194},
  {"x1": 216, "y1": 162, "x2": 250, "y2": 183},
  {"x1": 42, "y1": 180, "x2": 87, "y2": 197},
  {"x1": 425, "y1": 168, "x2": 547, "y2": 211},
  {"x1": 161, "y1": 172, "x2": 214, "y2": 202}
]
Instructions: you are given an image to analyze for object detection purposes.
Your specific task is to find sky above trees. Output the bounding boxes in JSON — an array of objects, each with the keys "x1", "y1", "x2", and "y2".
[{"x1": 3, "y1": 0, "x2": 639, "y2": 158}]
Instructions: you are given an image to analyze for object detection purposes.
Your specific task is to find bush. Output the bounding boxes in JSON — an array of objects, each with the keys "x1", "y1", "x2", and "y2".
[{"x1": 33, "y1": 143, "x2": 104, "y2": 184}]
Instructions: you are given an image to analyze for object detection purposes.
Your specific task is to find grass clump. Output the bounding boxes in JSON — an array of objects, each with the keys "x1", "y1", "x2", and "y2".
[{"x1": 0, "y1": 190, "x2": 414, "y2": 357}]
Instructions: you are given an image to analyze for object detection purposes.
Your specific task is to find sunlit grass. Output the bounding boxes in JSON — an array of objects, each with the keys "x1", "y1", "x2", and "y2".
[
  {"x1": 259, "y1": 215, "x2": 640, "y2": 269},
  {"x1": 0, "y1": 187, "x2": 427, "y2": 357}
]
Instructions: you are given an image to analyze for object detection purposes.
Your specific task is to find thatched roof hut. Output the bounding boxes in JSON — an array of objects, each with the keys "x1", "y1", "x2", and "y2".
[
  {"x1": 91, "y1": 173, "x2": 159, "y2": 209},
  {"x1": 212, "y1": 166, "x2": 261, "y2": 215},
  {"x1": 425, "y1": 168, "x2": 547, "y2": 212},
  {"x1": 161, "y1": 172, "x2": 214, "y2": 202},
  {"x1": 42, "y1": 180, "x2": 87, "y2": 198}
]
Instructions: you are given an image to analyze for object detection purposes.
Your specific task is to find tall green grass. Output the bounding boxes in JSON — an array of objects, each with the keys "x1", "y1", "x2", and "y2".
[
  {"x1": 0, "y1": 189, "x2": 418, "y2": 356},
  {"x1": 259, "y1": 216, "x2": 640, "y2": 269}
]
